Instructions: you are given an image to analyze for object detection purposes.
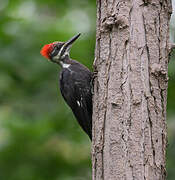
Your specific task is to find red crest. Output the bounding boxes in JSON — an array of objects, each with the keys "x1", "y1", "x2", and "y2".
[{"x1": 40, "y1": 43, "x2": 55, "y2": 59}]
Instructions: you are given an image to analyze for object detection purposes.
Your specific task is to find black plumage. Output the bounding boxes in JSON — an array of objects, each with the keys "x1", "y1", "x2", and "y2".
[{"x1": 59, "y1": 59, "x2": 92, "y2": 140}]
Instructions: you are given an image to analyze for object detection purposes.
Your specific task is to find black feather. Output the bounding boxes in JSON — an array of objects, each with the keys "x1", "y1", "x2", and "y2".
[{"x1": 59, "y1": 60, "x2": 92, "y2": 140}]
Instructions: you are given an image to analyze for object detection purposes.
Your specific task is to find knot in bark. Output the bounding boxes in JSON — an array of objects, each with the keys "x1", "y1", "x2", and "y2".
[
  {"x1": 150, "y1": 63, "x2": 167, "y2": 77},
  {"x1": 115, "y1": 15, "x2": 129, "y2": 29},
  {"x1": 101, "y1": 16, "x2": 116, "y2": 32}
]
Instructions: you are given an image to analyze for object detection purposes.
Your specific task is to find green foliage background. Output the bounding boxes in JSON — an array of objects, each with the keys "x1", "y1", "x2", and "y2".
[{"x1": 0, "y1": 0, "x2": 174, "y2": 179}]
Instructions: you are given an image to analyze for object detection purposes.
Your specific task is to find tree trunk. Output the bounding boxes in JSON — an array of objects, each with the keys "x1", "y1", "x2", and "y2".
[{"x1": 92, "y1": 1, "x2": 172, "y2": 180}]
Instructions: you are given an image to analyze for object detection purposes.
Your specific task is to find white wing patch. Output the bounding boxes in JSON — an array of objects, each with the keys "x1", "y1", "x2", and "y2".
[{"x1": 77, "y1": 100, "x2": 80, "y2": 106}]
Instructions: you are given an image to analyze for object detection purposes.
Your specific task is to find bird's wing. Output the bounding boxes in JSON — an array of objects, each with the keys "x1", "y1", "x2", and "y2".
[
  {"x1": 60, "y1": 72, "x2": 92, "y2": 140},
  {"x1": 74, "y1": 83, "x2": 92, "y2": 139}
]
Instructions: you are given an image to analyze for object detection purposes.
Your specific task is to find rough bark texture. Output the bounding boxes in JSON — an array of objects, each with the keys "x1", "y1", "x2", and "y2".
[{"x1": 92, "y1": 0, "x2": 172, "y2": 180}]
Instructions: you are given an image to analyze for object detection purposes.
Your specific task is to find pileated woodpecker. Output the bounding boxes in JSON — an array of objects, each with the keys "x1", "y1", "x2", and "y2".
[{"x1": 40, "y1": 33, "x2": 92, "y2": 140}]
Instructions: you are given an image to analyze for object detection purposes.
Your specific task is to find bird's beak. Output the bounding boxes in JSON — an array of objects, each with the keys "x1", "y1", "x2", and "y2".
[
  {"x1": 60, "y1": 33, "x2": 81, "y2": 57},
  {"x1": 65, "y1": 33, "x2": 81, "y2": 47}
]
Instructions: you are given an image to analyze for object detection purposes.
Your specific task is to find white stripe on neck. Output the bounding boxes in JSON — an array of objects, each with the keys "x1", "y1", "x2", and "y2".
[{"x1": 60, "y1": 61, "x2": 70, "y2": 68}]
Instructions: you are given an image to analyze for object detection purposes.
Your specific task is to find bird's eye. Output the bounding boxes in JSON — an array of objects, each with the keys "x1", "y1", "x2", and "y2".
[
  {"x1": 54, "y1": 45, "x2": 63, "y2": 52},
  {"x1": 51, "y1": 46, "x2": 60, "y2": 55},
  {"x1": 55, "y1": 46, "x2": 60, "y2": 50}
]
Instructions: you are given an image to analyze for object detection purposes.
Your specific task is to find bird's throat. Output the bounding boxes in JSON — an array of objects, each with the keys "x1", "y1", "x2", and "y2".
[{"x1": 59, "y1": 61, "x2": 71, "y2": 69}]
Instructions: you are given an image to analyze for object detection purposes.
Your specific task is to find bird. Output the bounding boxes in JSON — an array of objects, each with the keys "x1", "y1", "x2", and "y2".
[{"x1": 40, "y1": 33, "x2": 92, "y2": 140}]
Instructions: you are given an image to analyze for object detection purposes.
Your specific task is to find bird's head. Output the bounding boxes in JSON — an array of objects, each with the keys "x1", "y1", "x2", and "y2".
[{"x1": 40, "y1": 33, "x2": 81, "y2": 63}]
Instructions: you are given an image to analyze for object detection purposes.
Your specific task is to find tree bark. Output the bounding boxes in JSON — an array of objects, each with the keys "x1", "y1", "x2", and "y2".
[{"x1": 92, "y1": 1, "x2": 172, "y2": 180}]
